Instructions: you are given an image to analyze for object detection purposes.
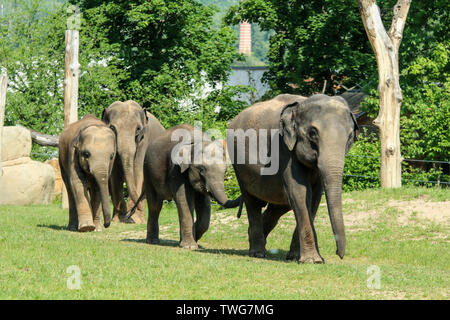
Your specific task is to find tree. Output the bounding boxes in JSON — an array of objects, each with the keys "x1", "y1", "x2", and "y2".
[
  {"x1": 69, "y1": 0, "x2": 243, "y2": 128},
  {"x1": 358, "y1": 0, "x2": 411, "y2": 188},
  {"x1": 225, "y1": 0, "x2": 376, "y2": 95}
]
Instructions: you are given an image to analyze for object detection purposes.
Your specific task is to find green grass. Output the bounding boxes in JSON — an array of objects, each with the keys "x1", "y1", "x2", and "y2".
[{"x1": 0, "y1": 187, "x2": 449, "y2": 299}]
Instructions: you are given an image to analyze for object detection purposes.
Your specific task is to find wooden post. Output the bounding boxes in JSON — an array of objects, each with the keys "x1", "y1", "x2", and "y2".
[
  {"x1": 358, "y1": 0, "x2": 411, "y2": 188},
  {"x1": 62, "y1": 30, "x2": 80, "y2": 208},
  {"x1": 0, "y1": 75, "x2": 7, "y2": 176}
]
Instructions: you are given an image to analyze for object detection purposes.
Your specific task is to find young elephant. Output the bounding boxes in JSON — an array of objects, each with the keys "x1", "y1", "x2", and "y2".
[
  {"x1": 127, "y1": 124, "x2": 240, "y2": 249},
  {"x1": 59, "y1": 115, "x2": 116, "y2": 232}
]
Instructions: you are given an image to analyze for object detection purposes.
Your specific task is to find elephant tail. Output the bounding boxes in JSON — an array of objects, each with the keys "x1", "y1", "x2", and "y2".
[
  {"x1": 124, "y1": 190, "x2": 146, "y2": 221},
  {"x1": 237, "y1": 197, "x2": 244, "y2": 219}
]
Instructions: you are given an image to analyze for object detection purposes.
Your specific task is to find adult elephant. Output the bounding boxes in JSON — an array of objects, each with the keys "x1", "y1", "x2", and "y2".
[
  {"x1": 227, "y1": 94, "x2": 359, "y2": 263},
  {"x1": 102, "y1": 100, "x2": 165, "y2": 224},
  {"x1": 59, "y1": 115, "x2": 116, "y2": 232}
]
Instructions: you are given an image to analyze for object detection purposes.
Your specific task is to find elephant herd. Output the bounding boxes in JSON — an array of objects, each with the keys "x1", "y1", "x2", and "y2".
[{"x1": 58, "y1": 94, "x2": 358, "y2": 264}]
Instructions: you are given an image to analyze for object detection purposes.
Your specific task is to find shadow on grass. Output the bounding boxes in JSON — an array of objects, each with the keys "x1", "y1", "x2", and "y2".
[
  {"x1": 37, "y1": 224, "x2": 68, "y2": 231},
  {"x1": 120, "y1": 238, "x2": 179, "y2": 247},
  {"x1": 121, "y1": 237, "x2": 292, "y2": 262},
  {"x1": 197, "y1": 247, "x2": 293, "y2": 263}
]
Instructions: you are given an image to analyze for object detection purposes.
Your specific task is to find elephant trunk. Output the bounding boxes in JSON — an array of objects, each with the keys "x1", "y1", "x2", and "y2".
[
  {"x1": 208, "y1": 182, "x2": 241, "y2": 208},
  {"x1": 94, "y1": 170, "x2": 111, "y2": 228},
  {"x1": 319, "y1": 157, "x2": 346, "y2": 259},
  {"x1": 118, "y1": 146, "x2": 140, "y2": 208}
]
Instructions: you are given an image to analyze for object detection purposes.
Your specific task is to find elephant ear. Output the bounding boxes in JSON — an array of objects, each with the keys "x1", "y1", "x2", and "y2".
[
  {"x1": 350, "y1": 112, "x2": 360, "y2": 141},
  {"x1": 101, "y1": 108, "x2": 109, "y2": 124},
  {"x1": 172, "y1": 143, "x2": 192, "y2": 173},
  {"x1": 279, "y1": 102, "x2": 299, "y2": 151},
  {"x1": 140, "y1": 104, "x2": 149, "y2": 124}
]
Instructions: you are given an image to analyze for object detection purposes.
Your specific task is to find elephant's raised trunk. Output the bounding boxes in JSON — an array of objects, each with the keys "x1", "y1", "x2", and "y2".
[{"x1": 319, "y1": 158, "x2": 346, "y2": 259}]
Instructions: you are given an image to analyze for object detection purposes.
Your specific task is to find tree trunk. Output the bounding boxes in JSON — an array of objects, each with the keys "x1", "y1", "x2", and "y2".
[
  {"x1": 62, "y1": 30, "x2": 80, "y2": 208},
  {"x1": 358, "y1": 0, "x2": 411, "y2": 188},
  {"x1": 0, "y1": 75, "x2": 7, "y2": 176}
]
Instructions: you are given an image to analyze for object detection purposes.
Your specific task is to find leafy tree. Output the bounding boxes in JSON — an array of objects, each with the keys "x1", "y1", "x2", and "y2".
[
  {"x1": 70, "y1": 0, "x2": 245, "y2": 128},
  {"x1": 225, "y1": 0, "x2": 377, "y2": 95}
]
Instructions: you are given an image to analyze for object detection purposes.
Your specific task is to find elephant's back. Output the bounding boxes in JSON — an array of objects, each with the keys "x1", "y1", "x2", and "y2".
[{"x1": 229, "y1": 94, "x2": 306, "y2": 131}]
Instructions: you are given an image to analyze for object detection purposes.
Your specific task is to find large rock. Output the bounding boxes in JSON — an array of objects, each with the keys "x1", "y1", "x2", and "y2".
[
  {"x1": 0, "y1": 161, "x2": 55, "y2": 205},
  {"x1": 1, "y1": 126, "x2": 32, "y2": 162},
  {"x1": 0, "y1": 126, "x2": 56, "y2": 205}
]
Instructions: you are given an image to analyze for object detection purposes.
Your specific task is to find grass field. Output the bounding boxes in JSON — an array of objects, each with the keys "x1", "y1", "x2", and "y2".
[{"x1": 0, "y1": 187, "x2": 449, "y2": 299}]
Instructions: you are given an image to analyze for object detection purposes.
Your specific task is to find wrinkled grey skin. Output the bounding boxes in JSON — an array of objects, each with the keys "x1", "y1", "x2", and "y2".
[
  {"x1": 102, "y1": 100, "x2": 165, "y2": 224},
  {"x1": 138, "y1": 124, "x2": 241, "y2": 249},
  {"x1": 59, "y1": 115, "x2": 116, "y2": 232},
  {"x1": 228, "y1": 94, "x2": 359, "y2": 263}
]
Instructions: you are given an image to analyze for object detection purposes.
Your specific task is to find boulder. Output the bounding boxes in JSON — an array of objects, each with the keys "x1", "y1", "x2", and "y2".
[
  {"x1": 0, "y1": 160, "x2": 55, "y2": 205},
  {"x1": 1, "y1": 126, "x2": 32, "y2": 162},
  {"x1": 0, "y1": 126, "x2": 56, "y2": 205}
]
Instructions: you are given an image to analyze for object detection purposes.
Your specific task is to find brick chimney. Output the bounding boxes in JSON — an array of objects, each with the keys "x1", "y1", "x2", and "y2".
[{"x1": 239, "y1": 21, "x2": 251, "y2": 56}]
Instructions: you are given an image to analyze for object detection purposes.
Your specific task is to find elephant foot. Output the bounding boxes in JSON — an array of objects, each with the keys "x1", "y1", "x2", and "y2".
[
  {"x1": 67, "y1": 224, "x2": 78, "y2": 232},
  {"x1": 78, "y1": 222, "x2": 95, "y2": 232},
  {"x1": 249, "y1": 249, "x2": 266, "y2": 258},
  {"x1": 298, "y1": 252, "x2": 325, "y2": 264},
  {"x1": 146, "y1": 237, "x2": 160, "y2": 245},
  {"x1": 94, "y1": 222, "x2": 102, "y2": 232},
  {"x1": 180, "y1": 240, "x2": 198, "y2": 250},
  {"x1": 286, "y1": 251, "x2": 299, "y2": 261}
]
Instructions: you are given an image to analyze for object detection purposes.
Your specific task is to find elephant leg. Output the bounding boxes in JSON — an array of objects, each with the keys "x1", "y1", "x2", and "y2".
[
  {"x1": 262, "y1": 204, "x2": 291, "y2": 239},
  {"x1": 283, "y1": 163, "x2": 323, "y2": 264},
  {"x1": 110, "y1": 163, "x2": 127, "y2": 222},
  {"x1": 170, "y1": 178, "x2": 197, "y2": 249},
  {"x1": 61, "y1": 167, "x2": 78, "y2": 231},
  {"x1": 242, "y1": 190, "x2": 266, "y2": 258},
  {"x1": 89, "y1": 186, "x2": 102, "y2": 232},
  {"x1": 287, "y1": 181, "x2": 323, "y2": 261},
  {"x1": 146, "y1": 185, "x2": 163, "y2": 244},
  {"x1": 70, "y1": 176, "x2": 95, "y2": 232},
  {"x1": 194, "y1": 192, "x2": 211, "y2": 242}
]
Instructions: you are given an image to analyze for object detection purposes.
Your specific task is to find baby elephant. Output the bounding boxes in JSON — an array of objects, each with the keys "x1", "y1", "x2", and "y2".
[
  {"x1": 127, "y1": 124, "x2": 240, "y2": 249},
  {"x1": 59, "y1": 115, "x2": 116, "y2": 232}
]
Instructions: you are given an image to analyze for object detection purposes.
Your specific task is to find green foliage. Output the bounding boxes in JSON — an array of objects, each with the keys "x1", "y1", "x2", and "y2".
[
  {"x1": 0, "y1": 1, "x2": 125, "y2": 135},
  {"x1": 68, "y1": 0, "x2": 245, "y2": 130},
  {"x1": 225, "y1": 0, "x2": 378, "y2": 95},
  {"x1": 343, "y1": 131, "x2": 381, "y2": 192}
]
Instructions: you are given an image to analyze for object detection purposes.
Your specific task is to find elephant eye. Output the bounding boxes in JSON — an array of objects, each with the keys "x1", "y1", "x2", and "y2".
[
  {"x1": 136, "y1": 126, "x2": 142, "y2": 135},
  {"x1": 110, "y1": 153, "x2": 114, "y2": 160},
  {"x1": 308, "y1": 127, "x2": 318, "y2": 140},
  {"x1": 82, "y1": 151, "x2": 91, "y2": 159}
]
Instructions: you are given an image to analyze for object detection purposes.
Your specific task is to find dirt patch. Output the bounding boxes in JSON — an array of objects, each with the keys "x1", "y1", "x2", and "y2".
[
  {"x1": 344, "y1": 210, "x2": 379, "y2": 227},
  {"x1": 387, "y1": 199, "x2": 450, "y2": 225}
]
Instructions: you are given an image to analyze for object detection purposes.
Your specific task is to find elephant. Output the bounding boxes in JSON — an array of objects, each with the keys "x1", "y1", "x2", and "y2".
[
  {"x1": 126, "y1": 124, "x2": 241, "y2": 249},
  {"x1": 59, "y1": 115, "x2": 116, "y2": 232},
  {"x1": 227, "y1": 94, "x2": 359, "y2": 263},
  {"x1": 102, "y1": 100, "x2": 165, "y2": 224}
]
